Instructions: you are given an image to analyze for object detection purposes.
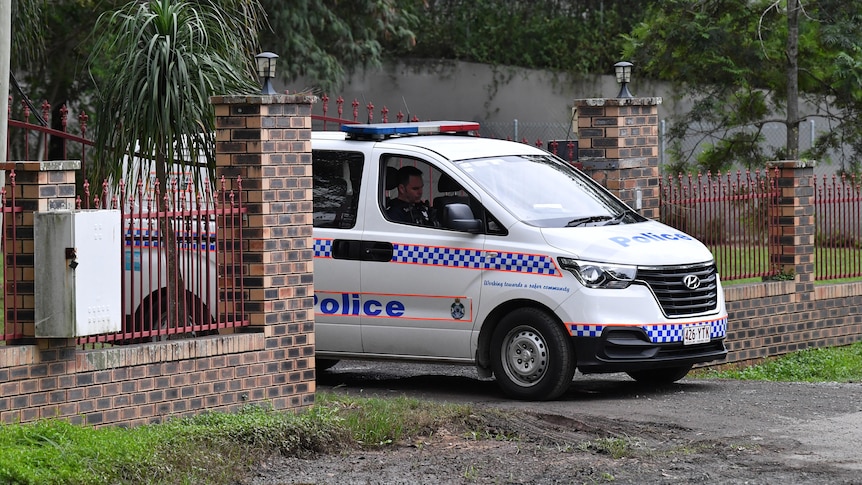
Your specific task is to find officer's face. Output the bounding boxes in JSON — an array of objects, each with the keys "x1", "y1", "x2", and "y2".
[{"x1": 400, "y1": 175, "x2": 424, "y2": 203}]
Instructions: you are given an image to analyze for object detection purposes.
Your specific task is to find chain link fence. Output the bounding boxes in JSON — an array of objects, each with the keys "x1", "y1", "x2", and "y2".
[
  {"x1": 662, "y1": 118, "x2": 842, "y2": 176},
  {"x1": 480, "y1": 120, "x2": 574, "y2": 146}
]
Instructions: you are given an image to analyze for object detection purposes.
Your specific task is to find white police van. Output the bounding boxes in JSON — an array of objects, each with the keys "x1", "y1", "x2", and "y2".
[{"x1": 312, "y1": 121, "x2": 727, "y2": 400}]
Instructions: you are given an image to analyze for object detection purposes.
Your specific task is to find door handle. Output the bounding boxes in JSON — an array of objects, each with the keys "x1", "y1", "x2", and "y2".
[
  {"x1": 363, "y1": 241, "x2": 394, "y2": 262},
  {"x1": 332, "y1": 239, "x2": 393, "y2": 262},
  {"x1": 331, "y1": 239, "x2": 363, "y2": 260}
]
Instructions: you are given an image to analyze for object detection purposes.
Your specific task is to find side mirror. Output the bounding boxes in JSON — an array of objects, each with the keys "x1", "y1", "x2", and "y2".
[{"x1": 441, "y1": 203, "x2": 482, "y2": 233}]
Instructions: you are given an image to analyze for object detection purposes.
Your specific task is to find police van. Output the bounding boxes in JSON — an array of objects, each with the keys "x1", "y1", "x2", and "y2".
[{"x1": 312, "y1": 121, "x2": 727, "y2": 400}]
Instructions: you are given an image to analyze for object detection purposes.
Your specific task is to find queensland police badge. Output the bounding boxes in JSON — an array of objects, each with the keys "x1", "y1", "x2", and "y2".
[{"x1": 450, "y1": 298, "x2": 465, "y2": 320}]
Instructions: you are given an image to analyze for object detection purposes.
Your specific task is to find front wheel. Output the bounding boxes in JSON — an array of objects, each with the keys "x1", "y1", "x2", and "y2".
[
  {"x1": 626, "y1": 364, "x2": 692, "y2": 385},
  {"x1": 490, "y1": 307, "x2": 576, "y2": 401}
]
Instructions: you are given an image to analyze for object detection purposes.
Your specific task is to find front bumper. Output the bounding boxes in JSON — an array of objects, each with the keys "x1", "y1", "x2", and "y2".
[{"x1": 573, "y1": 325, "x2": 728, "y2": 373}]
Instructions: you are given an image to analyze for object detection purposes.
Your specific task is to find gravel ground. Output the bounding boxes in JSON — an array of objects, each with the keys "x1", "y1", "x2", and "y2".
[{"x1": 240, "y1": 361, "x2": 862, "y2": 485}]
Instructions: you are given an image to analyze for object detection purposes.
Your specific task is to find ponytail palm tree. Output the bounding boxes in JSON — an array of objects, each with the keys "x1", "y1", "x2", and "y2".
[{"x1": 90, "y1": 0, "x2": 264, "y2": 336}]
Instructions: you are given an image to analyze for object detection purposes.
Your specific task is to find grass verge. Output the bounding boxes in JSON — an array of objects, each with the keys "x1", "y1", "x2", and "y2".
[
  {"x1": 0, "y1": 394, "x2": 478, "y2": 485},
  {"x1": 694, "y1": 341, "x2": 862, "y2": 382},
  {"x1": 4, "y1": 341, "x2": 862, "y2": 484}
]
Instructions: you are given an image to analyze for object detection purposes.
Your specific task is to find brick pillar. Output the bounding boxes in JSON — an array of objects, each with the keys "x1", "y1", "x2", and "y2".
[
  {"x1": 210, "y1": 94, "x2": 317, "y2": 400},
  {"x1": 768, "y1": 160, "x2": 815, "y2": 292},
  {"x1": 2, "y1": 161, "x2": 79, "y2": 338},
  {"x1": 574, "y1": 97, "x2": 662, "y2": 219}
]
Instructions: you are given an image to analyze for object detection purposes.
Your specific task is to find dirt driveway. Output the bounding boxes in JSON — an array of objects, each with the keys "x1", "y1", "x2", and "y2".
[{"x1": 245, "y1": 361, "x2": 862, "y2": 484}]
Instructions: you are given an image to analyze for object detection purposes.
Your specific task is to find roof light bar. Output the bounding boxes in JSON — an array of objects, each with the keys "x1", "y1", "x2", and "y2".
[{"x1": 341, "y1": 121, "x2": 480, "y2": 139}]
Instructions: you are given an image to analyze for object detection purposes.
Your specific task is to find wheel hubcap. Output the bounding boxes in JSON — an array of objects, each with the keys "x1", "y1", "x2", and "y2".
[{"x1": 503, "y1": 327, "x2": 548, "y2": 386}]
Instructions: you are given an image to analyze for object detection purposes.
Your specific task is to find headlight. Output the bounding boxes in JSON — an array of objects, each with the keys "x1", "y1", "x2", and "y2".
[{"x1": 558, "y1": 257, "x2": 636, "y2": 289}]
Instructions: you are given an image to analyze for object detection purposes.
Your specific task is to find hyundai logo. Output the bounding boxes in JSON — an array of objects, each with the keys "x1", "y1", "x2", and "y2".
[{"x1": 682, "y1": 274, "x2": 701, "y2": 290}]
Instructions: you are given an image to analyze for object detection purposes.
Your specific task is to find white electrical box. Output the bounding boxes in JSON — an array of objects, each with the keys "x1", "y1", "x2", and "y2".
[{"x1": 34, "y1": 210, "x2": 122, "y2": 337}]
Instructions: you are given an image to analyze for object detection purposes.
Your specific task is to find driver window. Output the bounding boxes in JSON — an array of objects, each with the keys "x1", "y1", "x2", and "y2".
[
  {"x1": 381, "y1": 156, "x2": 438, "y2": 227},
  {"x1": 380, "y1": 155, "x2": 502, "y2": 234}
]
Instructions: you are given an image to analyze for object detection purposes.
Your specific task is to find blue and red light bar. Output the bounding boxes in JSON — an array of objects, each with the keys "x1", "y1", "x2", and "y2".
[{"x1": 341, "y1": 121, "x2": 480, "y2": 139}]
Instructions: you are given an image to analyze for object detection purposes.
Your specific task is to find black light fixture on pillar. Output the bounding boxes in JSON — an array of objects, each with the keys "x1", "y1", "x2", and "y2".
[
  {"x1": 614, "y1": 61, "x2": 634, "y2": 99},
  {"x1": 255, "y1": 52, "x2": 279, "y2": 95}
]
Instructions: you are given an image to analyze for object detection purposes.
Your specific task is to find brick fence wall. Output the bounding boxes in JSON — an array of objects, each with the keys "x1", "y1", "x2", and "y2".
[
  {"x1": 720, "y1": 159, "x2": 862, "y2": 363},
  {"x1": 724, "y1": 281, "x2": 862, "y2": 362},
  {"x1": 0, "y1": 94, "x2": 317, "y2": 426}
]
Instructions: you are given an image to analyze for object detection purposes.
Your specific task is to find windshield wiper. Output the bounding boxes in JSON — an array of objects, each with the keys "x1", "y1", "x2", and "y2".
[
  {"x1": 602, "y1": 210, "x2": 632, "y2": 226},
  {"x1": 566, "y1": 215, "x2": 612, "y2": 227}
]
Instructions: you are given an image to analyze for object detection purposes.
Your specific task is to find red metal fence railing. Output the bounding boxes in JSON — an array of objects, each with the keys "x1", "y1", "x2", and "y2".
[
  {"x1": 660, "y1": 170, "x2": 782, "y2": 282},
  {"x1": 6, "y1": 98, "x2": 92, "y2": 176},
  {"x1": 661, "y1": 170, "x2": 862, "y2": 282},
  {"x1": 815, "y1": 174, "x2": 862, "y2": 281},
  {"x1": 75, "y1": 175, "x2": 247, "y2": 346},
  {"x1": 4, "y1": 96, "x2": 248, "y2": 345}
]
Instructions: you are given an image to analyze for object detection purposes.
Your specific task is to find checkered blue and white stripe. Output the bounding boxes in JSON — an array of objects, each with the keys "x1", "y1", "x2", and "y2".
[
  {"x1": 573, "y1": 324, "x2": 603, "y2": 338},
  {"x1": 391, "y1": 244, "x2": 558, "y2": 275},
  {"x1": 570, "y1": 318, "x2": 728, "y2": 343},
  {"x1": 392, "y1": 245, "x2": 483, "y2": 267},
  {"x1": 314, "y1": 238, "x2": 333, "y2": 258},
  {"x1": 313, "y1": 238, "x2": 558, "y2": 276}
]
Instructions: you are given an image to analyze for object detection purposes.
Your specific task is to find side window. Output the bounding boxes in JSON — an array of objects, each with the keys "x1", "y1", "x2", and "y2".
[
  {"x1": 381, "y1": 155, "x2": 498, "y2": 233},
  {"x1": 312, "y1": 150, "x2": 364, "y2": 229},
  {"x1": 380, "y1": 156, "x2": 436, "y2": 227}
]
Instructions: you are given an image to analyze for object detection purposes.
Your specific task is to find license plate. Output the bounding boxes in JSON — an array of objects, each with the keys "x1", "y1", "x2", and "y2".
[{"x1": 683, "y1": 324, "x2": 711, "y2": 345}]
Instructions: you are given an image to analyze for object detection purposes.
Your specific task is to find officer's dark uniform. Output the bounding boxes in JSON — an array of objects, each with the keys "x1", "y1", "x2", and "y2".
[{"x1": 385, "y1": 198, "x2": 436, "y2": 226}]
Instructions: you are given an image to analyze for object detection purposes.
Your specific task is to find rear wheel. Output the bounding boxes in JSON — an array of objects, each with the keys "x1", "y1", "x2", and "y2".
[
  {"x1": 490, "y1": 307, "x2": 575, "y2": 401},
  {"x1": 626, "y1": 364, "x2": 692, "y2": 385},
  {"x1": 144, "y1": 293, "x2": 215, "y2": 342}
]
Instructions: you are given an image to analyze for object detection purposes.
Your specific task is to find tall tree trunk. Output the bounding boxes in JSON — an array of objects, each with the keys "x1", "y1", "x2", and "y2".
[
  {"x1": 786, "y1": 0, "x2": 800, "y2": 159},
  {"x1": 155, "y1": 146, "x2": 188, "y2": 337}
]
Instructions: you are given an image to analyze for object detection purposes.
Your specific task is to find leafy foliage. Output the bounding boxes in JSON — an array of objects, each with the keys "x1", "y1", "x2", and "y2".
[
  {"x1": 624, "y1": 0, "x2": 862, "y2": 177},
  {"x1": 261, "y1": 0, "x2": 418, "y2": 93},
  {"x1": 10, "y1": 1, "x2": 414, "y2": 133},
  {"x1": 392, "y1": 0, "x2": 647, "y2": 76},
  {"x1": 7, "y1": 0, "x2": 127, "y2": 161},
  {"x1": 89, "y1": 0, "x2": 261, "y2": 185}
]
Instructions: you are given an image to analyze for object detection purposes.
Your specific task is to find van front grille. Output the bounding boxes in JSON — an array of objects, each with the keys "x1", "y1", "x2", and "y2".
[{"x1": 637, "y1": 263, "x2": 719, "y2": 317}]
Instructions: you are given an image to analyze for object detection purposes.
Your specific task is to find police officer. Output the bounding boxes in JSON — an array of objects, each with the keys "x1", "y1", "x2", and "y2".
[{"x1": 385, "y1": 166, "x2": 436, "y2": 226}]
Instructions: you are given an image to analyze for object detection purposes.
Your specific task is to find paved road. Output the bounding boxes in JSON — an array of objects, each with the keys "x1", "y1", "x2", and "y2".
[{"x1": 317, "y1": 360, "x2": 862, "y2": 472}]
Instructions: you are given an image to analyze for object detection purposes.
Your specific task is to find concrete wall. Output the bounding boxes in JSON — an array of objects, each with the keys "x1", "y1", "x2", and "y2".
[
  {"x1": 289, "y1": 60, "x2": 838, "y2": 175},
  {"x1": 289, "y1": 60, "x2": 691, "y2": 129}
]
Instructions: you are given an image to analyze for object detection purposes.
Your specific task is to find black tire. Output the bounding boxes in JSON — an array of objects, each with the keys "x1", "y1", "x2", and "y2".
[
  {"x1": 145, "y1": 293, "x2": 214, "y2": 342},
  {"x1": 316, "y1": 358, "x2": 340, "y2": 371},
  {"x1": 490, "y1": 307, "x2": 576, "y2": 401},
  {"x1": 626, "y1": 365, "x2": 692, "y2": 385}
]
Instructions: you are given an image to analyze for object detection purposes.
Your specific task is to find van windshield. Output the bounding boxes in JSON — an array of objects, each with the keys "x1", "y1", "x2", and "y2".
[{"x1": 456, "y1": 154, "x2": 640, "y2": 228}]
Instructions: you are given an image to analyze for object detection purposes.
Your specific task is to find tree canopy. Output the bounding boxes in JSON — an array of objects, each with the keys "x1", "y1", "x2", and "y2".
[
  {"x1": 623, "y1": 0, "x2": 862, "y2": 176},
  {"x1": 260, "y1": 0, "x2": 417, "y2": 93},
  {"x1": 390, "y1": 0, "x2": 646, "y2": 76},
  {"x1": 13, "y1": 0, "x2": 862, "y2": 178},
  {"x1": 9, "y1": 0, "x2": 418, "y2": 129},
  {"x1": 89, "y1": 0, "x2": 261, "y2": 185}
]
